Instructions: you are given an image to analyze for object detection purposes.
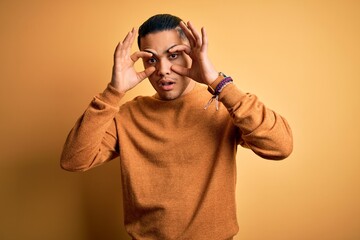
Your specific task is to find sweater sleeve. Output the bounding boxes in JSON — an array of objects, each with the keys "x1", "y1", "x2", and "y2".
[
  {"x1": 60, "y1": 84, "x2": 125, "y2": 171},
  {"x1": 219, "y1": 84, "x2": 293, "y2": 160}
]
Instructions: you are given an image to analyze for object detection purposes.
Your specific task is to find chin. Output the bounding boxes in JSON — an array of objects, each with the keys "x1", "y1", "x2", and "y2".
[{"x1": 158, "y1": 92, "x2": 180, "y2": 101}]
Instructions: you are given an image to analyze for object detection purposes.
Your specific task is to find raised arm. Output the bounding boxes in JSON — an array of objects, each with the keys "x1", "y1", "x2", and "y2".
[
  {"x1": 110, "y1": 28, "x2": 155, "y2": 93},
  {"x1": 60, "y1": 29, "x2": 155, "y2": 171},
  {"x1": 219, "y1": 84, "x2": 293, "y2": 160},
  {"x1": 169, "y1": 21, "x2": 293, "y2": 160},
  {"x1": 60, "y1": 85, "x2": 123, "y2": 171}
]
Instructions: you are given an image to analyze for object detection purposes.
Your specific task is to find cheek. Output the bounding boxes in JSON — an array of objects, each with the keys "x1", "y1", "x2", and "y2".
[
  {"x1": 143, "y1": 60, "x2": 156, "y2": 72},
  {"x1": 147, "y1": 73, "x2": 157, "y2": 83},
  {"x1": 182, "y1": 54, "x2": 192, "y2": 67},
  {"x1": 148, "y1": 77, "x2": 158, "y2": 90},
  {"x1": 176, "y1": 54, "x2": 191, "y2": 67}
]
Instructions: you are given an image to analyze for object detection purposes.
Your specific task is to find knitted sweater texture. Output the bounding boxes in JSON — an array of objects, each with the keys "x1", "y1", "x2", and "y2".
[{"x1": 61, "y1": 83, "x2": 293, "y2": 240}]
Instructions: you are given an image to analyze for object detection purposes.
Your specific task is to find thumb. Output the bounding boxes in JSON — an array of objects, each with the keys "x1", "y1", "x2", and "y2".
[{"x1": 137, "y1": 66, "x2": 156, "y2": 81}]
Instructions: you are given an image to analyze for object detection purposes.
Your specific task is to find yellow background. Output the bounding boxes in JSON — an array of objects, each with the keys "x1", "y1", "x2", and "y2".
[{"x1": 1, "y1": 0, "x2": 359, "y2": 239}]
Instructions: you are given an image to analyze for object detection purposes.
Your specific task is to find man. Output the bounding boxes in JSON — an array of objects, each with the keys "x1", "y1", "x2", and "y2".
[{"x1": 61, "y1": 14, "x2": 293, "y2": 240}]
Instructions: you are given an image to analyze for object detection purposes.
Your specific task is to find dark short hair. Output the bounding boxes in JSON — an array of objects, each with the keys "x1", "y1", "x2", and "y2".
[{"x1": 137, "y1": 14, "x2": 185, "y2": 48}]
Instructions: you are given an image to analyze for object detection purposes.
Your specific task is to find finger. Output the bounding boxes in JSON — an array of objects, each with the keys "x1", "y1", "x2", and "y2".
[
  {"x1": 120, "y1": 31, "x2": 131, "y2": 52},
  {"x1": 171, "y1": 64, "x2": 190, "y2": 77},
  {"x1": 128, "y1": 28, "x2": 137, "y2": 48},
  {"x1": 121, "y1": 28, "x2": 136, "y2": 57},
  {"x1": 114, "y1": 42, "x2": 127, "y2": 60},
  {"x1": 130, "y1": 51, "x2": 153, "y2": 62},
  {"x1": 179, "y1": 21, "x2": 196, "y2": 47},
  {"x1": 201, "y1": 27, "x2": 208, "y2": 52},
  {"x1": 187, "y1": 21, "x2": 202, "y2": 47},
  {"x1": 114, "y1": 42, "x2": 122, "y2": 59},
  {"x1": 168, "y1": 44, "x2": 191, "y2": 55},
  {"x1": 137, "y1": 66, "x2": 156, "y2": 81},
  {"x1": 122, "y1": 28, "x2": 135, "y2": 46}
]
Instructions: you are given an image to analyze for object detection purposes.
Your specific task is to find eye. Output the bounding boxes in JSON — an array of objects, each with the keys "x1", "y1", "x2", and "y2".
[
  {"x1": 147, "y1": 57, "x2": 157, "y2": 65},
  {"x1": 169, "y1": 53, "x2": 179, "y2": 60}
]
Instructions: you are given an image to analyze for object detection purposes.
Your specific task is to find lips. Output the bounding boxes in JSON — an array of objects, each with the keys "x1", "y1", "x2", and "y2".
[{"x1": 158, "y1": 79, "x2": 175, "y2": 91}]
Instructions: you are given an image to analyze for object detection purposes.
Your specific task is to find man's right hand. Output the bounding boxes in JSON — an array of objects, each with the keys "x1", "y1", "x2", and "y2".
[{"x1": 110, "y1": 28, "x2": 155, "y2": 93}]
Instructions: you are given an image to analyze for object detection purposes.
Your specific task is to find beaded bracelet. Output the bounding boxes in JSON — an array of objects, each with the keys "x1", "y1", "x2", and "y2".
[
  {"x1": 204, "y1": 76, "x2": 233, "y2": 110},
  {"x1": 215, "y1": 77, "x2": 233, "y2": 95}
]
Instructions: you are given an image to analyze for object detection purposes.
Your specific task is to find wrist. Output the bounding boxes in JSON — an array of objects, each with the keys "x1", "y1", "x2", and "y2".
[
  {"x1": 204, "y1": 73, "x2": 233, "y2": 111},
  {"x1": 110, "y1": 79, "x2": 121, "y2": 91},
  {"x1": 110, "y1": 73, "x2": 128, "y2": 93},
  {"x1": 101, "y1": 83, "x2": 126, "y2": 106},
  {"x1": 207, "y1": 72, "x2": 228, "y2": 95},
  {"x1": 206, "y1": 71, "x2": 219, "y2": 85}
]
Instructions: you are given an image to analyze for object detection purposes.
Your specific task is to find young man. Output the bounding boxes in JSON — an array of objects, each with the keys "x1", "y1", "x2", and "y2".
[{"x1": 61, "y1": 14, "x2": 293, "y2": 240}]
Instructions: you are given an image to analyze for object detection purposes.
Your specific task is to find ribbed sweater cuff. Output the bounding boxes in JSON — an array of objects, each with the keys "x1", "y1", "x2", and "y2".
[{"x1": 99, "y1": 83, "x2": 125, "y2": 107}]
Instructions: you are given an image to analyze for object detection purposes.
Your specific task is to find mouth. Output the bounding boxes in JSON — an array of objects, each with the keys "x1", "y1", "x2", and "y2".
[{"x1": 158, "y1": 79, "x2": 175, "y2": 91}]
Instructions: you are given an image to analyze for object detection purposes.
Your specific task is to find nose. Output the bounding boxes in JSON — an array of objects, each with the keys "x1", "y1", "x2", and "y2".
[{"x1": 157, "y1": 58, "x2": 172, "y2": 76}]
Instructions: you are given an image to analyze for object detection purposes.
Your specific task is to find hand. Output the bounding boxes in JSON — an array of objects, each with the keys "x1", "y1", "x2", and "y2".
[
  {"x1": 111, "y1": 28, "x2": 156, "y2": 93},
  {"x1": 169, "y1": 21, "x2": 218, "y2": 85}
]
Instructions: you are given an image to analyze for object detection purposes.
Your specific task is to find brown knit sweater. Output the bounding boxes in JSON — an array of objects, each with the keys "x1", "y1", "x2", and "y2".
[{"x1": 61, "y1": 82, "x2": 293, "y2": 240}]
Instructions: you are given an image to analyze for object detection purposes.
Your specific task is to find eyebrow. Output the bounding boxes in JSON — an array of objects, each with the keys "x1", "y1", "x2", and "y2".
[{"x1": 143, "y1": 44, "x2": 178, "y2": 57}]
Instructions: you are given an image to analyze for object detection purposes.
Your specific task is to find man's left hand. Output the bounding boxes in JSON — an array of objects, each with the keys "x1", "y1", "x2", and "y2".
[{"x1": 169, "y1": 21, "x2": 218, "y2": 85}]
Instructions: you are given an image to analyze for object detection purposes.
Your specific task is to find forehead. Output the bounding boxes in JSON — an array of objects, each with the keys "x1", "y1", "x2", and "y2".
[{"x1": 139, "y1": 29, "x2": 184, "y2": 51}]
